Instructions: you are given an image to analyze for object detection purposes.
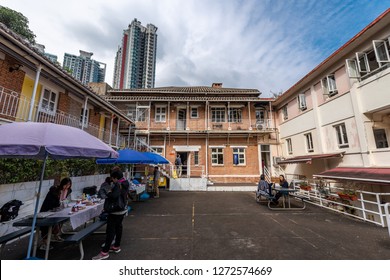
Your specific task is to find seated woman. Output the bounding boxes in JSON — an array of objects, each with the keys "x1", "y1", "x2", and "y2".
[
  {"x1": 256, "y1": 174, "x2": 272, "y2": 198},
  {"x1": 39, "y1": 177, "x2": 72, "y2": 249},
  {"x1": 273, "y1": 175, "x2": 289, "y2": 203}
]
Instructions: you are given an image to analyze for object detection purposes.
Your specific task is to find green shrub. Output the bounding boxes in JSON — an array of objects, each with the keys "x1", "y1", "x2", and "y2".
[{"x1": 0, "y1": 158, "x2": 112, "y2": 184}]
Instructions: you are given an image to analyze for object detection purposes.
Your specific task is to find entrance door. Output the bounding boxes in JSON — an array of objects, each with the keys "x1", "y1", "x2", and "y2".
[
  {"x1": 177, "y1": 109, "x2": 186, "y2": 130},
  {"x1": 178, "y1": 152, "x2": 188, "y2": 177}
]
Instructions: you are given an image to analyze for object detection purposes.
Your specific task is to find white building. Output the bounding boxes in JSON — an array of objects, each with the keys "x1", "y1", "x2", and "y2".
[{"x1": 273, "y1": 9, "x2": 390, "y2": 224}]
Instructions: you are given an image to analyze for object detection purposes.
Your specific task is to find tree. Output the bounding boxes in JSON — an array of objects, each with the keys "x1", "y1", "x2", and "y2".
[{"x1": 0, "y1": 5, "x2": 36, "y2": 44}]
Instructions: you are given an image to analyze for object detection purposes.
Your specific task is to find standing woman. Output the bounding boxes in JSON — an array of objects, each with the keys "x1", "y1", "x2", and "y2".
[{"x1": 92, "y1": 170, "x2": 129, "y2": 260}]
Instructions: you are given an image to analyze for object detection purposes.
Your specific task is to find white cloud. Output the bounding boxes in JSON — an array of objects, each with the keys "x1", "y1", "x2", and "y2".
[{"x1": 1, "y1": 0, "x2": 388, "y2": 96}]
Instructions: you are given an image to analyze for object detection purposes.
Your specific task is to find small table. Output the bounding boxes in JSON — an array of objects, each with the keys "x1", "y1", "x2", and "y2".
[
  {"x1": 271, "y1": 185, "x2": 305, "y2": 210},
  {"x1": 13, "y1": 202, "x2": 104, "y2": 260},
  {"x1": 13, "y1": 217, "x2": 69, "y2": 260},
  {"x1": 50, "y1": 202, "x2": 104, "y2": 230}
]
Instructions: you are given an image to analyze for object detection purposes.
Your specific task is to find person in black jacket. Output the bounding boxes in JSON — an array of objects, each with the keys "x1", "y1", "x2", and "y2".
[
  {"x1": 39, "y1": 178, "x2": 72, "y2": 249},
  {"x1": 92, "y1": 170, "x2": 129, "y2": 260},
  {"x1": 273, "y1": 175, "x2": 289, "y2": 204}
]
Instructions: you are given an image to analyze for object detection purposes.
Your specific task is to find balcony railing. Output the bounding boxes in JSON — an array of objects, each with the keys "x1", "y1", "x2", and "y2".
[
  {"x1": 133, "y1": 118, "x2": 274, "y2": 132},
  {"x1": 0, "y1": 85, "x2": 127, "y2": 148}
]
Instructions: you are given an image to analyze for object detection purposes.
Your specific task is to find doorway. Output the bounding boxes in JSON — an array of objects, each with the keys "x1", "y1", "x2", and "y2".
[
  {"x1": 178, "y1": 152, "x2": 188, "y2": 176},
  {"x1": 177, "y1": 109, "x2": 186, "y2": 130}
]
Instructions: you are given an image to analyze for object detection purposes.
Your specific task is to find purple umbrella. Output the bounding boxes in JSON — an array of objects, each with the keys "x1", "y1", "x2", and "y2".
[{"x1": 0, "y1": 122, "x2": 119, "y2": 259}]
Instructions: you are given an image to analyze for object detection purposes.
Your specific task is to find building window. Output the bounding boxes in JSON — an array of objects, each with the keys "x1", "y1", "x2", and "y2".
[
  {"x1": 211, "y1": 108, "x2": 225, "y2": 122},
  {"x1": 346, "y1": 59, "x2": 360, "y2": 78},
  {"x1": 194, "y1": 151, "x2": 199, "y2": 165},
  {"x1": 305, "y1": 133, "x2": 314, "y2": 152},
  {"x1": 373, "y1": 40, "x2": 390, "y2": 66},
  {"x1": 128, "y1": 105, "x2": 147, "y2": 122},
  {"x1": 298, "y1": 93, "x2": 307, "y2": 111},
  {"x1": 80, "y1": 108, "x2": 89, "y2": 127},
  {"x1": 155, "y1": 106, "x2": 166, "y2": 122},
  {"x1": 335, "y1": 123, "x2": 349, "y2": 148},
  {"x1": 228, "y1": 108, "x2": 242, "y2": 123},
  {"x1": 39, "y1": 88, "x2": 58, "y2": 115},
  {"x1": 286, "y1": 138, "x2": 292, "y2": 155},
  {"x1": 191, "y1": 107, "x2": 198, "y2": 118},
  {"x1": 232, "y1": 148, "x2": 245, "y2": 165},
  {"x1": 256, "y1": 109, "x2": 266, "y2": 122},
  {"x1": 282, "y1": 105, "x2": 288, "y2": 120},
  {"x1": 211, "y1": 148, "x2": 224, "y2": 165},
  {"x1": 373, "y1": 129, "x2": 389, "y2": 149},
  {"x1": 322, "y1": 74, "x2": 338, "y2": 97},
  {"x1": 356, "y1": 52, "x2": 371, "y2": 73},
  {"x1": 150, "y1": 147, "x2": 164, "y2": 156}
]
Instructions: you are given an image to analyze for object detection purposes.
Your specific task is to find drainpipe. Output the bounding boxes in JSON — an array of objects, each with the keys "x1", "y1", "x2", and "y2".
[
  {"x1": 205, "y1": 136, "x2": 209, "y2": 178},
  {"x1": 168, "y1": 101, "x2": 170, "y2": 130},
  {"x1": 81, "y1": 97, "x2": 88, "y2": 130},
  {"x1": 116, "y1": 118, "x2": 120, "y2": 147},
  {"x1": 109, "y1": 114, "x2": 114, "y2": 146},
  {"x1": 269, "y1": 101, "x2": 273, "y2": 129},
  {"x1": 27, "y1": 65, "x2": 42, "y2": 122},
  {"x1": 205, "y1": 101, "x2": 208, "y2": 130},
  {"x1": 248, "y1": 101, "x2": 251, "y2": 129},
  {"x1": 228, "y1": 102, "x2": 230, "y2": 129},
  {"x1": 128, "y1": 125, "x2": 131, "y2": 148},
  {"x1": 148, "y1": 101, "x2": 151, "y2": 146},
  {"x1": 186, "y1": 101, "x2": 189, "y2": 130}
]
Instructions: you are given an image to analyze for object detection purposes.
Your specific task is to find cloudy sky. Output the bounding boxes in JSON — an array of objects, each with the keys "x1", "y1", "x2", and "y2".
[{"x1": 1, "y1": 0, "x2": 389, "y2": 97}]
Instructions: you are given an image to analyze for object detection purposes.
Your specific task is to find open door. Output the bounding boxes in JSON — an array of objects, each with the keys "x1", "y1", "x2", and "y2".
[{"x1": 177, "y1": 109, "x2": 186, "y2": 130}]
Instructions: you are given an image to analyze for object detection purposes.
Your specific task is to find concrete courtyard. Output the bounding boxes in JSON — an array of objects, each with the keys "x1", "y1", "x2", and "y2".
[{"x1": 2, "y1": 190, "x2": 390, "y2": 260}]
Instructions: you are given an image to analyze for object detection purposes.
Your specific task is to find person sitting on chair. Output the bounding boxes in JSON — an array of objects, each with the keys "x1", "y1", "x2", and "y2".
[
  {"x1": 256, "y1": 174, "x2": 272, "y2": 199},
  {"x1": 273, "y1": 175, "x2": 289, "y2": 203}
]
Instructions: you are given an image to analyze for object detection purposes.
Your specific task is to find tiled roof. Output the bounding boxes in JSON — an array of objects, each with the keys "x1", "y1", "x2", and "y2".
[{"x1": 109, "y1": 86, "x2": 260, "y2": 95}]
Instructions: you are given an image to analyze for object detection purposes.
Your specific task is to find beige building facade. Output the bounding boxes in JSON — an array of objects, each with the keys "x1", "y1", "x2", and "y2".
[{"x1": 104, "y1": 84, "x2": 277, "y2": 184}]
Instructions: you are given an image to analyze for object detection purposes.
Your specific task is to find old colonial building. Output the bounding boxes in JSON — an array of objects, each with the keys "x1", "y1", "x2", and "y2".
[
  {"x1": 104, "y1": 83, "x2": 277, "y2": 185},
  {"x1": 0, "y1": 23, "x2": 132, "y2": 148}
]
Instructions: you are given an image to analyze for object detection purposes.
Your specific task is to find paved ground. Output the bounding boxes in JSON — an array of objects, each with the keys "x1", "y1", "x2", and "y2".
[{"x1": 2, "y1": 190, "x2": 390, "y2": 260}]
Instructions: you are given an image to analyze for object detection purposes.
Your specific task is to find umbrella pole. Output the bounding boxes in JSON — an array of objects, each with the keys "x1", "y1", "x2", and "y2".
[{"x1": 26, "y1": 152, "x2": 48, "y2": 259}]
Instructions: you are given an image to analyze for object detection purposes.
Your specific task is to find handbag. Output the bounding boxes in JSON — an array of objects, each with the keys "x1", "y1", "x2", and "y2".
[{"x1": 104, "y1": 185, "x2": 127, "y2": 213}]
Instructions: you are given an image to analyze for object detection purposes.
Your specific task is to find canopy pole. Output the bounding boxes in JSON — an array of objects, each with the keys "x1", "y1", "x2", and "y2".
[{"x1": 26, "y1": 151, "x2": 48, "y2": 259}]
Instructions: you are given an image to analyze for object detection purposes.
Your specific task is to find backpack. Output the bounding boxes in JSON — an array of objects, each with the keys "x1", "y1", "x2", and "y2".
[
  {"x1": 104, "y1": 179, "x2": 129, "y2": 213},
  {"x1": 0, "y1": 199, "x2": 23, "y2": 222}
]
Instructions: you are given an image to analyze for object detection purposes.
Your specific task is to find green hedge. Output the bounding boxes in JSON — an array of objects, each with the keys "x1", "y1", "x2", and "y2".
[{"x1": 0, "y1": 158, "x2": 112, "y2": 184}]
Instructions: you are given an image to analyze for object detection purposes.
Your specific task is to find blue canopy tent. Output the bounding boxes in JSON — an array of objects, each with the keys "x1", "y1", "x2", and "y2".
[
  {"x1": 96, "y1": 149, "x2": 154, "y2": 164},
  {"x1": 143, "y1": 152, "x2": 170, "y2": 164}
]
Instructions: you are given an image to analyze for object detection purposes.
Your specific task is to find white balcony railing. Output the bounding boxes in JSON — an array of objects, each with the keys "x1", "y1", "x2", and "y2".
[
  {"x1": 134, "y1": 118, "x2": 274, "y2": 132},
  {"x1": 0, "y1": 85, "x2": 127, "y2": 148}
]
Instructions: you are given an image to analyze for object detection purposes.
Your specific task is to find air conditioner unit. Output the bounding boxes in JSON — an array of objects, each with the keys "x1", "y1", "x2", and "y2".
[
  {"x1": 299, "y1": 104, "x2": 307, "y2": 111},
  {"x1": 273, "y1": 156, "x2": 283, "y2": 165},
  {"x1": 256, "y1": 123, "x2": 264, "y2": 130}
]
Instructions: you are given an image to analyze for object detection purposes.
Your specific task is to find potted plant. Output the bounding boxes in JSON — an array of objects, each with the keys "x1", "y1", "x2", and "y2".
[
  {"x1": 299, "y1": 181, "x2": 311, "y2": 191},
  {"x1": 337, "y1": 190, "x2": 358, "y2": 201}
]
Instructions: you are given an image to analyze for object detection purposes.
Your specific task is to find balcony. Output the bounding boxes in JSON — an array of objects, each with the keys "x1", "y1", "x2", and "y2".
[
  {"x1": 0, "y1": 85, "x2": 127, "y2": 148},
  {"x1": 130, "y1": 117, "x2": 274, "y2": 133}
]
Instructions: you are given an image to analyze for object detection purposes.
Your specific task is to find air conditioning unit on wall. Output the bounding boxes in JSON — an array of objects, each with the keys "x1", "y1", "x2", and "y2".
[
  {"x1": 273, "y1": 156, "x2": 283, "y2": 165},
  {"x1": 256, "y1": 123, "x2": 264, "y2": 130}
]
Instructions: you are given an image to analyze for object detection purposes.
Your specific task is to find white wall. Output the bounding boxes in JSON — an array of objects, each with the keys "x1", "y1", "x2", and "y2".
[
  {"x1": 0, "y1": 174, "x2": 108, "y2": 236},
  {"x1": 358, "y1": 68, "x2": 390, "y2": 113}
]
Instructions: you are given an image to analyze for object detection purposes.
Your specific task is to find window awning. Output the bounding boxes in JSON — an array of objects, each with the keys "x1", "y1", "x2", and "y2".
[
  {"x1": 278, "y1": 152, "x2": 344, "y2": 164},
  {"x1": 314, "y1": 167, "x2": 390, "y2": 184}
]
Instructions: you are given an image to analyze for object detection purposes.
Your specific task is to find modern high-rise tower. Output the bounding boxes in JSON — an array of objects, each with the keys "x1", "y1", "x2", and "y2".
[
  {"x1": 63, "y1": 50, "x2": 106, "y2": 86},
  {"x1": 113, "y1": 19, "x2": 158, "y2": 89}
]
